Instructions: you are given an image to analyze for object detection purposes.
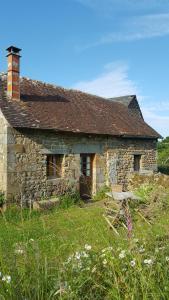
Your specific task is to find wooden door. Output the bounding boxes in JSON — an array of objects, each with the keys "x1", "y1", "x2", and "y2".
[{"x1": 80, "y1": 154, "x2": 94, "y2": 199}]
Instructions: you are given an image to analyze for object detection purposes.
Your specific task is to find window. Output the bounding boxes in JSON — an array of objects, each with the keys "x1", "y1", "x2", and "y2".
[
  {"x1": 47, "y1": 154, "x2": 63, "y2": 178},
  {"x1": 134, "y1": 155, "x2": 141, "y2": 172},
  {"x1": 80, "y1": 154, "x2": 93, "y2": 177}
]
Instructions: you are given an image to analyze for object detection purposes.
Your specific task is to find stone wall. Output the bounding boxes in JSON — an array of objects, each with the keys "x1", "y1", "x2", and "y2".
[
  {"x1": 6, "y1": 127, "x2": 157, "y2": 203},
  {"x1": 0, "y1": 111, "x2": 8, "y2": 194}
]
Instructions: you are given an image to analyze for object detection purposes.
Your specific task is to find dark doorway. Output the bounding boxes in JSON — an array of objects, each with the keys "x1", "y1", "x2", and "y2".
[
  {"x1": 80, "y1": 154, "x2": 94, "y2": 199},
  {"x1": 134, "y1": 155, "x2": 141, "y2": 172}
]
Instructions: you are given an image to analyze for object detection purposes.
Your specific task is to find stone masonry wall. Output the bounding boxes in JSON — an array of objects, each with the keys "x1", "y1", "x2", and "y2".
[
  {"x1": 6, "y1": 128, "x2": 157, "y2": 203},
  {"x1": 0, "y1": 111, "x2": 8, "y2": 194}
]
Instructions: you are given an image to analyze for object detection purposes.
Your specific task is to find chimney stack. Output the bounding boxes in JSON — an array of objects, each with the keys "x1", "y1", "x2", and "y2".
[{"x1": 6, "y1": 46, "x2": 21, "y2": 101}]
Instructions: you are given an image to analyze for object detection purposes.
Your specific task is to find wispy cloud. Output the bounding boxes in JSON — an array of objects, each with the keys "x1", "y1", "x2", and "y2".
[
  {"x1": 142, "y1": 106, "x2": 169, "y2": 138},
  {"x1": 75, "y1": 0, "x2": 169, "y2": 14},
  {"x1": 73, "y1": 62, "x2": 168, "y2": 137},
  {"x1": 73, "y1": 62, "x2": 138, "y2": 97},
  {"x1": 77, "y1": 13, "x2": 169, "y2": 50}
]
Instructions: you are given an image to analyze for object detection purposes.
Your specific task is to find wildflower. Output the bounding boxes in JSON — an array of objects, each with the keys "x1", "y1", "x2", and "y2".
[
  {"x1": 130, "y1": 260, "x2": 136, "y2": 267},
  {"x1": 66, "y1": 256, "x2": 72, "y2": 264},
  {"x1": 2, "y1": 275, "x2": 11, "y2": 284},
  {"x1": 15, "y1": 249, "x2": 24, "y2": 255},
  {"x1": 102, "y1": 248, "x2": 106, "y2": 253},
  {"x1": 166, "y1": 256, "x2": 169, "y2": 262},
  {"x1": 103, "y1": 259, "x2": 107, "y2": 265},
  {"x1": 119, "y1": 250, "x2": 126, "y2": 259},
  {"x1": 85, "y1": 244, "x2": 92, "y2": 251},
  {"x1": 75, "y1": 252, "x2": 81, "y2": 260},
  {"x1": 102, "y1": 246, "x2": 113, "y2": 253},
  {"x1": 144, "y1": 259, "x2": 153, "y2": 265},
  {"x1": 81, "y1": 251, "x2": 89, "y2": 258},
  {"x1": 139, "y1": 246, "x2": 145, "y2": 253},
  {"x1": 29, "y1": 238, "x2": 34, "y2": 242}
]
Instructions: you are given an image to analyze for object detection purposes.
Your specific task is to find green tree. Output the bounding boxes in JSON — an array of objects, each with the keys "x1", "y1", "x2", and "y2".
[{"x1": 158, "y1": 137, "x2": 169, "y2": 174}]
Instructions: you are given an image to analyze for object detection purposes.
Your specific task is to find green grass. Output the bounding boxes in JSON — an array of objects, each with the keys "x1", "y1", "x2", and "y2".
[{"x1": 1, "y1": 201, "x2": 169, "y2": 299}]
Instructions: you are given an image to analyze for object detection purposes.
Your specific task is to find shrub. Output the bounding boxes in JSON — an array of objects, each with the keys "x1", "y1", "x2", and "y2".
[{"x1": 158, "y1": 165, "x2": 169, "y2": 175}]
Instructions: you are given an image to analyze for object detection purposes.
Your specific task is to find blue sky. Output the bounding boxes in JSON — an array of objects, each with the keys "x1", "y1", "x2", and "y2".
[{"x1": 0, "y1": 0, "x2": 169, "y2": 137}]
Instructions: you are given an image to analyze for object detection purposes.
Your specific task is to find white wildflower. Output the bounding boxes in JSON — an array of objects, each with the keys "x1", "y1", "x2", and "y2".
[
  {"x1": 103, "y1": 259, "x2": 107, "y2": 265},
  {"x1": 66, "y1": 256, "x2": 72, "y2": 264},
  {"x1": 166, "y1": 256, "x2": 169, "y2": 262},
  {"x1": 29, "y1": 238, "x2": 34, "y2": 242},
  {"x1": 159, "y1": 246, "x2": 165, "y2": 250},
  {"x1": 119, "y1": 250, "x2": 126, "y2": 259},
  {"x1": 85, "y1": 244, "x2": 92, "y2": 251},
  {"x1": 102, "y1": 246, "x2": 113, "y2": 253},
  {"x1": 139, "y1": 246, "x2": 145, "y2": 253},
  {"x1": 81, "y1": 251, "x2": 89, "y2": 258},
  {"x1": 130, "y1": 260, "x2": 136, "y2": 267},
  {"x1": 15, "y1": 249, "x2": 24, "y2": 255},
  {"x1": 2, "y1": 275, "x2": 11, "y2": 284},
  {"x1": 108, "y1": 246, "x2": 113, "y2": 251},
  {"x1": 101, "y1": 248, "x2": 106, "y2": 253},
  {"x1": 144, "y1": 259, "x2": 153, "y2": 265},
  {"x1": 75, "y1": 252, "x2": 81, "y2": 260}
]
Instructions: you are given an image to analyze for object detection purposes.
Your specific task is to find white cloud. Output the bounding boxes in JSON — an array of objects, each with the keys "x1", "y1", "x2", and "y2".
[
  {"x1": 73, "y1": 63, "x2": 169, "y2": 137},
  {"x1": 77, "y1": 13, "x2": 169, "y2": 50},
  {"x1": 75, "y1": 0, "x2": 169, "y2": 13},
  {"x1": 73, "y1": 62, "x2": 138, "y2": 97},
  {"x1": 142, "y1": 106, "x2": 169, "y2": 138}
]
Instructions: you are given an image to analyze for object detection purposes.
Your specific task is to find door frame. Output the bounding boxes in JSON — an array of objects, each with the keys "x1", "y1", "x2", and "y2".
[{"x1": 80, "y1": 153, "x2": 95, "y2": 198}]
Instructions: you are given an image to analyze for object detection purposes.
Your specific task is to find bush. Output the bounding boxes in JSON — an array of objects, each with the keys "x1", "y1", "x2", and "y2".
[{"x1": 158, "y1": 165, "x2": 169, "y2": 175}]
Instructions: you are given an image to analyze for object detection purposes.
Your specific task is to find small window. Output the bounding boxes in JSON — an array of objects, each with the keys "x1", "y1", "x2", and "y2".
[
  {"x1": 134, "y1": 155, "x2": 141, "y2": 172},
  {"x1": 47, "y1": 154, "x2": 63, "y2": 178},
  {"x1": 80, "y1": 154, "x2": 92, "y2": 177}
]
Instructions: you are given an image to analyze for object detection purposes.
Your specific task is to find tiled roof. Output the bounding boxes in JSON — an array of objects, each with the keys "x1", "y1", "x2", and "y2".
[{"x1": 0, "y1": 74, "x2": 161, "y2": 138}]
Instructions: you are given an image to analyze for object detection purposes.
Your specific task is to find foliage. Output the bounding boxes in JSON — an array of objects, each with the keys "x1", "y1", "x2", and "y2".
[
  {"x1": 1, "y1": 186, "x2": 169, "y2": 298},
  {"x1": 0, "y1": 192, "x2": 5, "y2": 207},
  {"x1": 158, "y1": 137, "x2": 169, "y2": 174},
  {"x1": 59, "y1": 191, "x2": 82, "y2": 209},
  {"x1": 61, "y1": 240, "x2": 169, "y2": 299},
  {"x1": 93, "y1": 185, "x2": 111, "y2": 201},
  {"x1": 135, "y1": 183, "x2": 155, "y2": 203}
]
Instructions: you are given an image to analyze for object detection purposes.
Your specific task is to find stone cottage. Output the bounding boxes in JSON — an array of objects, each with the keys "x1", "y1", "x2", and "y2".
[{"x1": 0, "y1": 46, "x2": 161, "y2": 203}]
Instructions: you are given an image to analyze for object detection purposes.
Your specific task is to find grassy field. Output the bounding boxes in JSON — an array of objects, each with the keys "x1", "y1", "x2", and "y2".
[{"x1": 1, "y1": 191, "x2": 169, "y2": 299}]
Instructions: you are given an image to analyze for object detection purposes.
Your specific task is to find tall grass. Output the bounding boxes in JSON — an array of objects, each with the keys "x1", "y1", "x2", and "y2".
[{"x1": 1, "y1": 202, "x2": 169, "y2": 299}]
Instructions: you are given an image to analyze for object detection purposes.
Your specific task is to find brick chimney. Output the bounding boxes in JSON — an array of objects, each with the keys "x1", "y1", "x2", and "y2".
[{"x1": 6, "y1": 46, "x2": 21, "y2": 101}]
